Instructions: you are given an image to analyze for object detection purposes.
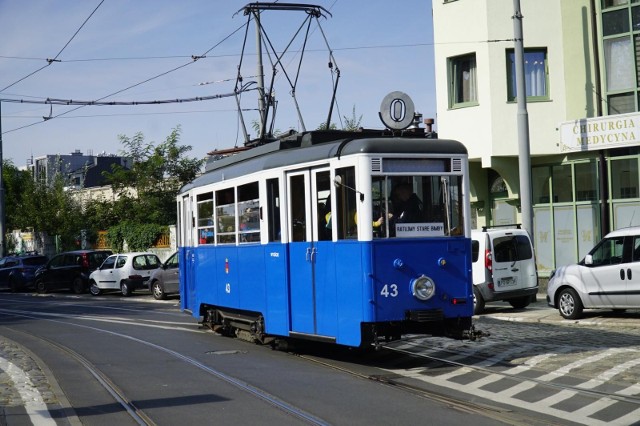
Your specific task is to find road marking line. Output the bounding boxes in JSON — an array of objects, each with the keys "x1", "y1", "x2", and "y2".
[
  {"x1": 0, "y1": 356, "x2": 56, "y2": 426},
  {"x1": 578, "y1": 357, "x2": 640, "y2": 390},
  {"x1": 572, "y1": 397, "x2": 617, "y2": 418}
]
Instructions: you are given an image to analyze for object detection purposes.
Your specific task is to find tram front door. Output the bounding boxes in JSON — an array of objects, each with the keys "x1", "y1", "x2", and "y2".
[{"x1": 287, "y1": 168, "x2": 337, "y2": 340}]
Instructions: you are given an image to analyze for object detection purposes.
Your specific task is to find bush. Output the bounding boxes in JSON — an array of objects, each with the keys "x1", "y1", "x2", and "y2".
[{"x1": 106, "y1": 222, "x2": 166, "y2": 252}]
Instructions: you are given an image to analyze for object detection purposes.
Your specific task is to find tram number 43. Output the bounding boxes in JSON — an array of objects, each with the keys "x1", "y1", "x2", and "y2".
[{"x1": 380, "y1": 284, "x2": 398, "y2": 298}]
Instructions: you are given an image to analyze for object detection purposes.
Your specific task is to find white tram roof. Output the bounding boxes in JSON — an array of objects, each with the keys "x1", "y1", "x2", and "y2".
[{"x1": 181, "y1": 130, "x2": 467, "y2": 193}]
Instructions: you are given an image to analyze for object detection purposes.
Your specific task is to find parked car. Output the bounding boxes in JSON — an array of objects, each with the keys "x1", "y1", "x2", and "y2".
[
  {"x1": 471, "y1": 226, "x2": 538, "y2": 315},
  {"x1": 35, "y1": 250, "x2": 112, "y2": 294},
  {"x1": 148, "y1": 251, "x2": 179, "y2": 300},
  {"x1": 0, "y1": 252, "x2": 48, "y2": 292},
  {"x1": 89, "y1": 252, "x2": 161, "y2": 296},
  {"x1": 547, "y1": 226, "x2": 640, "y2": 319}
]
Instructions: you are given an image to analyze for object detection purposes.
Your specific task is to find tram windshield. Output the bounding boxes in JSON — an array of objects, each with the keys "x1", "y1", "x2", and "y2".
[{"x1": 371, "y1": 175, "x2": 464, "y2": 239}]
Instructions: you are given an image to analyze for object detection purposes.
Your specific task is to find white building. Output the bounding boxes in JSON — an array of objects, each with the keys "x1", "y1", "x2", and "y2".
[{"x1": 433, "y1": 0, "x2": 640, "y2": 274}]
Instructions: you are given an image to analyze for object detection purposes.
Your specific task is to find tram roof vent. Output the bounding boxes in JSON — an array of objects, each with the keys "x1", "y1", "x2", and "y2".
[{"x1": 452, "y1": 158, "x2": 462, "y2": 172}]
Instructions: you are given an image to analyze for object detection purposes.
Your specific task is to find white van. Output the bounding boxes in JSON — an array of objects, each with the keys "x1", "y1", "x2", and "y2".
[
  {"x1": 471, "y1": 226, "x2": 538, "y2": 314},
  {"x1": 547, "y1": 226, "x2": 640, "y2": 319}
]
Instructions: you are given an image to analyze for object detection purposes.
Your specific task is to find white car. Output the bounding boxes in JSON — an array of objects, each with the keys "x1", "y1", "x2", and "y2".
[
  {"x1": 547, "y1": 226, "x2": 640, "y2": 319},
  {"x1": 471, "y1": 226, "x2": 538, "y2": 314},
  {"x1": 89, "y1": 252, "x2": 161, "y2": 296}
]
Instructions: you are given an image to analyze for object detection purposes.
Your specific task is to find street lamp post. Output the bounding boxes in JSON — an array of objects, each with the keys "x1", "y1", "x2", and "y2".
[
  {"x1": 513, "y1": 0, "x2": 534, "y2": 240},
  {"x1": 0, "y1": 101, "x2": 5, "y2": 256}
]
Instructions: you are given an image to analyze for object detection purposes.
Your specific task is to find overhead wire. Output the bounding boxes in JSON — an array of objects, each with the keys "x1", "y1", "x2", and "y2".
[
  {"x1": 1, "y1": 17, "x2": 249, "y2": 136},
  {"x1": 0, "y1": 0, "x2": 105, "y2": 94}
]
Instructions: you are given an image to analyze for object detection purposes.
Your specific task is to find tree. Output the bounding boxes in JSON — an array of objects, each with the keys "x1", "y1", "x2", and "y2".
[
  {"x1": 103, "y1": 126, "x2": 204, "y2": 226},
  {"x1": 2, "y1": 159, "x2": 99, "y2": 252},
  {"x1": 342, "y1": 105, "x2": 363, "y2": 131}
]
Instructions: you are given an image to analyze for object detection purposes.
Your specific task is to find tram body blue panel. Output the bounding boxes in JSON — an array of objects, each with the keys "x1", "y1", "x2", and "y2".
[
  {"x1": 262, "y1": 244, "x2": 289, "y2": 336},
  {"x1": 312, "y1": 241, "x2": 338, "y2": 337},
  {"x1": 288, "y1": 242, "x2": 314, "y2": 334},
  {"x1": 370, "y1": 238, "x2": 473, "y2": 320},
  {"x1": 333, "y1": 241, "x2": 369, "y2": 346}
]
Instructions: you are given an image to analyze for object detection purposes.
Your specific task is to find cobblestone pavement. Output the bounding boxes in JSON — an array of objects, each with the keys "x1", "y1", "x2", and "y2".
[
  {"x1": 0, "y1": 335, "x2": 78, "y2": 426},
  {"x1": 1, "y1": 295, "x2": 639, "y2": 425}
]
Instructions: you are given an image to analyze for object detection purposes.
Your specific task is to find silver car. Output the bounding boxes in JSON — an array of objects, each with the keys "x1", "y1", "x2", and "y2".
[
  {"x1": 547, "y1": 226, "x2": 640, "y2": 319},
  {"x1": 149, "y1": 252, "x2": 179, "y2": 300}
]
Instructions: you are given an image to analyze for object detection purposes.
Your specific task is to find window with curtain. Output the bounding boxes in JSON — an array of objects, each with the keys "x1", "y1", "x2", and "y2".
[
  {"x1": 604, "y1": 36, "x2": 635, "y2": 92},
  {"x1": 506, "y1": 48, "x2": 548, "y2": 101},
  {"x1": 449, "y1": 53, "x2": 477, "y2": 107}
]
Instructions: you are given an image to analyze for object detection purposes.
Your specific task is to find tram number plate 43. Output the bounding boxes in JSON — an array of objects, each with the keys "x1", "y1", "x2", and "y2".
[{"x1": 498, "y1": 277, "x2": 517, "y2": 287}]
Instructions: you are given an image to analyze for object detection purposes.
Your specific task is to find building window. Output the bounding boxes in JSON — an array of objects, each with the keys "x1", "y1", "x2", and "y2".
[
  {"x1": 506, "y1": 48, "x2": 548, "y2": 101},
  {"x1": 449, "y1": 53, "x2": 477, "y2": 108},
  {"x1": 602, "y1": 0, "x2": 631, "y2": 10},
  {"x1": 611, "y1": 157, "x2": 639, "y2": 199},
  {"x1": 602, "y1": 4, "x2": 640, "y2": 114}
]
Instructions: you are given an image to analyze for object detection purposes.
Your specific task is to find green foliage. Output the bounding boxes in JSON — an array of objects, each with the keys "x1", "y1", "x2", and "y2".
[
  {"x1": 316, "y1": 121, "x2": 338, "y2": 130},
  {"x1": 100, "y1": 125, "x2": 204, "y2": 226},
  {"x1": 342, "y1": 105, "x2": 363, "y2": 131},
  {"x1": 2, "y1": 161, "x2": 86, "y2": 251},
  {"x1": 316, "y1": 106, "x2": 362, "y2": 131},
  {"x1": 106, "y1": 221, "x2": 166, "y2": 252}
]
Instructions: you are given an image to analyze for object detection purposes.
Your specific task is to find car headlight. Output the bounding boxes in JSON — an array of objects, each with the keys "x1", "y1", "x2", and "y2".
[
  {"x1": 549, "y1": 269, "x2": 556, "y2": 280},
  {"x1": 411, "y1": 275, "x2": 435, "y2": 301}
]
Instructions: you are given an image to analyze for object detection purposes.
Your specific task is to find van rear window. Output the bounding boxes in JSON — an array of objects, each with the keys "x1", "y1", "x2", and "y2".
[
  {"x1": 493, "y1": 235, "x2": 532, "y2": 262},
  {"x1": 471, "y1": 240, "x2": 479, "y2": 262}
]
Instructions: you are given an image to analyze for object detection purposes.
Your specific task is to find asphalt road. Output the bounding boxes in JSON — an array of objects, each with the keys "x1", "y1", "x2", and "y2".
[{"x1": 0, "y1": 292, "x2": 515, "y2": 426}]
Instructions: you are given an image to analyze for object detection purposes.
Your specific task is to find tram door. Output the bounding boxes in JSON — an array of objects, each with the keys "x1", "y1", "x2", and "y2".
[
  {"x1": 180, "y1": 194, "x2": 196, "y2": 312},
  {"x1": 287, "y1": 168, "x2": 337, "y2": 338}
]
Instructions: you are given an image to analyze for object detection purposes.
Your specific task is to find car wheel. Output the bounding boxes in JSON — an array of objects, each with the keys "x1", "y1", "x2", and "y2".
[
  {"x1": 89, "y1": 281, "x2": 101, "y2": 296},
  {"x1": 509, "y1": 296, "x2": 531, "y2": 310},
  {"x1": 473, "y1": 287, "x2": 485, "y2": 315},
  {"x1": 121, "y1": 281, "x2": 131, "y2": 297},
  {"x1": 558, "y1": 287, "x2": 583, "y2": 319},
  {"x1": 151, "y1": 281, "x2": 166, "y2": 300},
  {"x1": 36, "y1": 280, "x2": 47, "y2": 294},
  {"x1": 72, "y1": 277, "x2": 85, "y2": 294}
]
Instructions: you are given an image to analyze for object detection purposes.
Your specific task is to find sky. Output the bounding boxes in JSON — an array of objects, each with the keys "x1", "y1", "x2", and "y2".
[{"x1": 0, "y1": 0, "x2": 436, "y2": 168}]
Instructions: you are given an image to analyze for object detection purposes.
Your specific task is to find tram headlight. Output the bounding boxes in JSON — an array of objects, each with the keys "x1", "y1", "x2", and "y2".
[{"x1": 411, "y1": 275, "x2": 435, "y2": 301}]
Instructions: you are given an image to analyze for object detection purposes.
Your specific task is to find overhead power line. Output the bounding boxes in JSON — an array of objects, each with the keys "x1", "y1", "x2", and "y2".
[
  {"x1": 0, "y1": 0, "x2": 105, "y2": 93},
  {"x1": 0, "y1": 91, "x2": 247, "y2": 107}
]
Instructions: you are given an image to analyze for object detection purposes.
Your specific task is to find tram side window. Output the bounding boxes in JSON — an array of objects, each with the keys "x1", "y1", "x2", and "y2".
[
  {"x1": 238, "y1": 182, "x2": 260, "y2": 243},
  {"x1": 316, "y1": 171, "x2": 331, "y2": 241},
  {"x1": 335, "y1": 167, "x2": 357, "y2": 240},
  {"x1": 197, "y1": 192, "x2": 215, "y2": 244},
  {"x1": 216, "y1": 188, "x2": 236, "y2": 244},
  {"x1": 290, "y1": 175, "x2": 307, "y2": 242},
  {"x1": 267, "y1": 178, "x2": 281, "y2": 242},
  {"x1": 372, "y1": 176, "x2": 389, "y2": 238}
]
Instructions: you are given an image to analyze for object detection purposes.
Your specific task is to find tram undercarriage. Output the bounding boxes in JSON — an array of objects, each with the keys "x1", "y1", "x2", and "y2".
[{"x1": 201, "y1": 304, "x2": 483, "y2": 349}]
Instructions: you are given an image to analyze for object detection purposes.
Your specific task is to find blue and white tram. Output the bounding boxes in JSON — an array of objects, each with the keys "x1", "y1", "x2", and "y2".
[{"x1": 177, "y1": 130, "x2": 474, "y2": 348}]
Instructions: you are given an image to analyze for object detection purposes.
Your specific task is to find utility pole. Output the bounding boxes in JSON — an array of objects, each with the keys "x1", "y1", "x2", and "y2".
[
  {"x1": 0, "y1": 101, "x2": 5, "y2": 256},
  {"x1": 513, "y1": 0, "x2": 533, "y2": 239},
  {"x1": 254, "y1": 9, "x2": 266, "y2": 140}
]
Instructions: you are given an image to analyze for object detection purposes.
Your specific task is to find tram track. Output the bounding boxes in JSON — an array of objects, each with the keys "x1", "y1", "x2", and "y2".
[
  {"x1": 293, "y1": 347, "x2": 559, "y2": 426},
  {"x1": 0, "y1": 307, "x2": 332, "y2": 426}
]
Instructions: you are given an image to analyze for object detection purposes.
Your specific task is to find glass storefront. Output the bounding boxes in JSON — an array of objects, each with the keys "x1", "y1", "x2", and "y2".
[{"x1": 532, "y1": 154, "x2": 640, "y2": 273}]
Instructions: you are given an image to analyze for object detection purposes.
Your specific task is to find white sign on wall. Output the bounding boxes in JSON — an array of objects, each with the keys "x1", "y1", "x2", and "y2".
[{"x1": 559, "y1": 112, "x2": 640, "y2": 153}]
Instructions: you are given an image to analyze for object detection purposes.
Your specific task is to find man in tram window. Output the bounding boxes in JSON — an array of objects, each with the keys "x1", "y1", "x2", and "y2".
[{"x1": 391, "y1": 182, "x2": 423, "y2": 223}]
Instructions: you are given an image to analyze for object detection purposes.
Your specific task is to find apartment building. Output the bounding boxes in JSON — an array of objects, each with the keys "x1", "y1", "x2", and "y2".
[{"x1": 433, "y1": 0, "x2": 640, "y2": 273}]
